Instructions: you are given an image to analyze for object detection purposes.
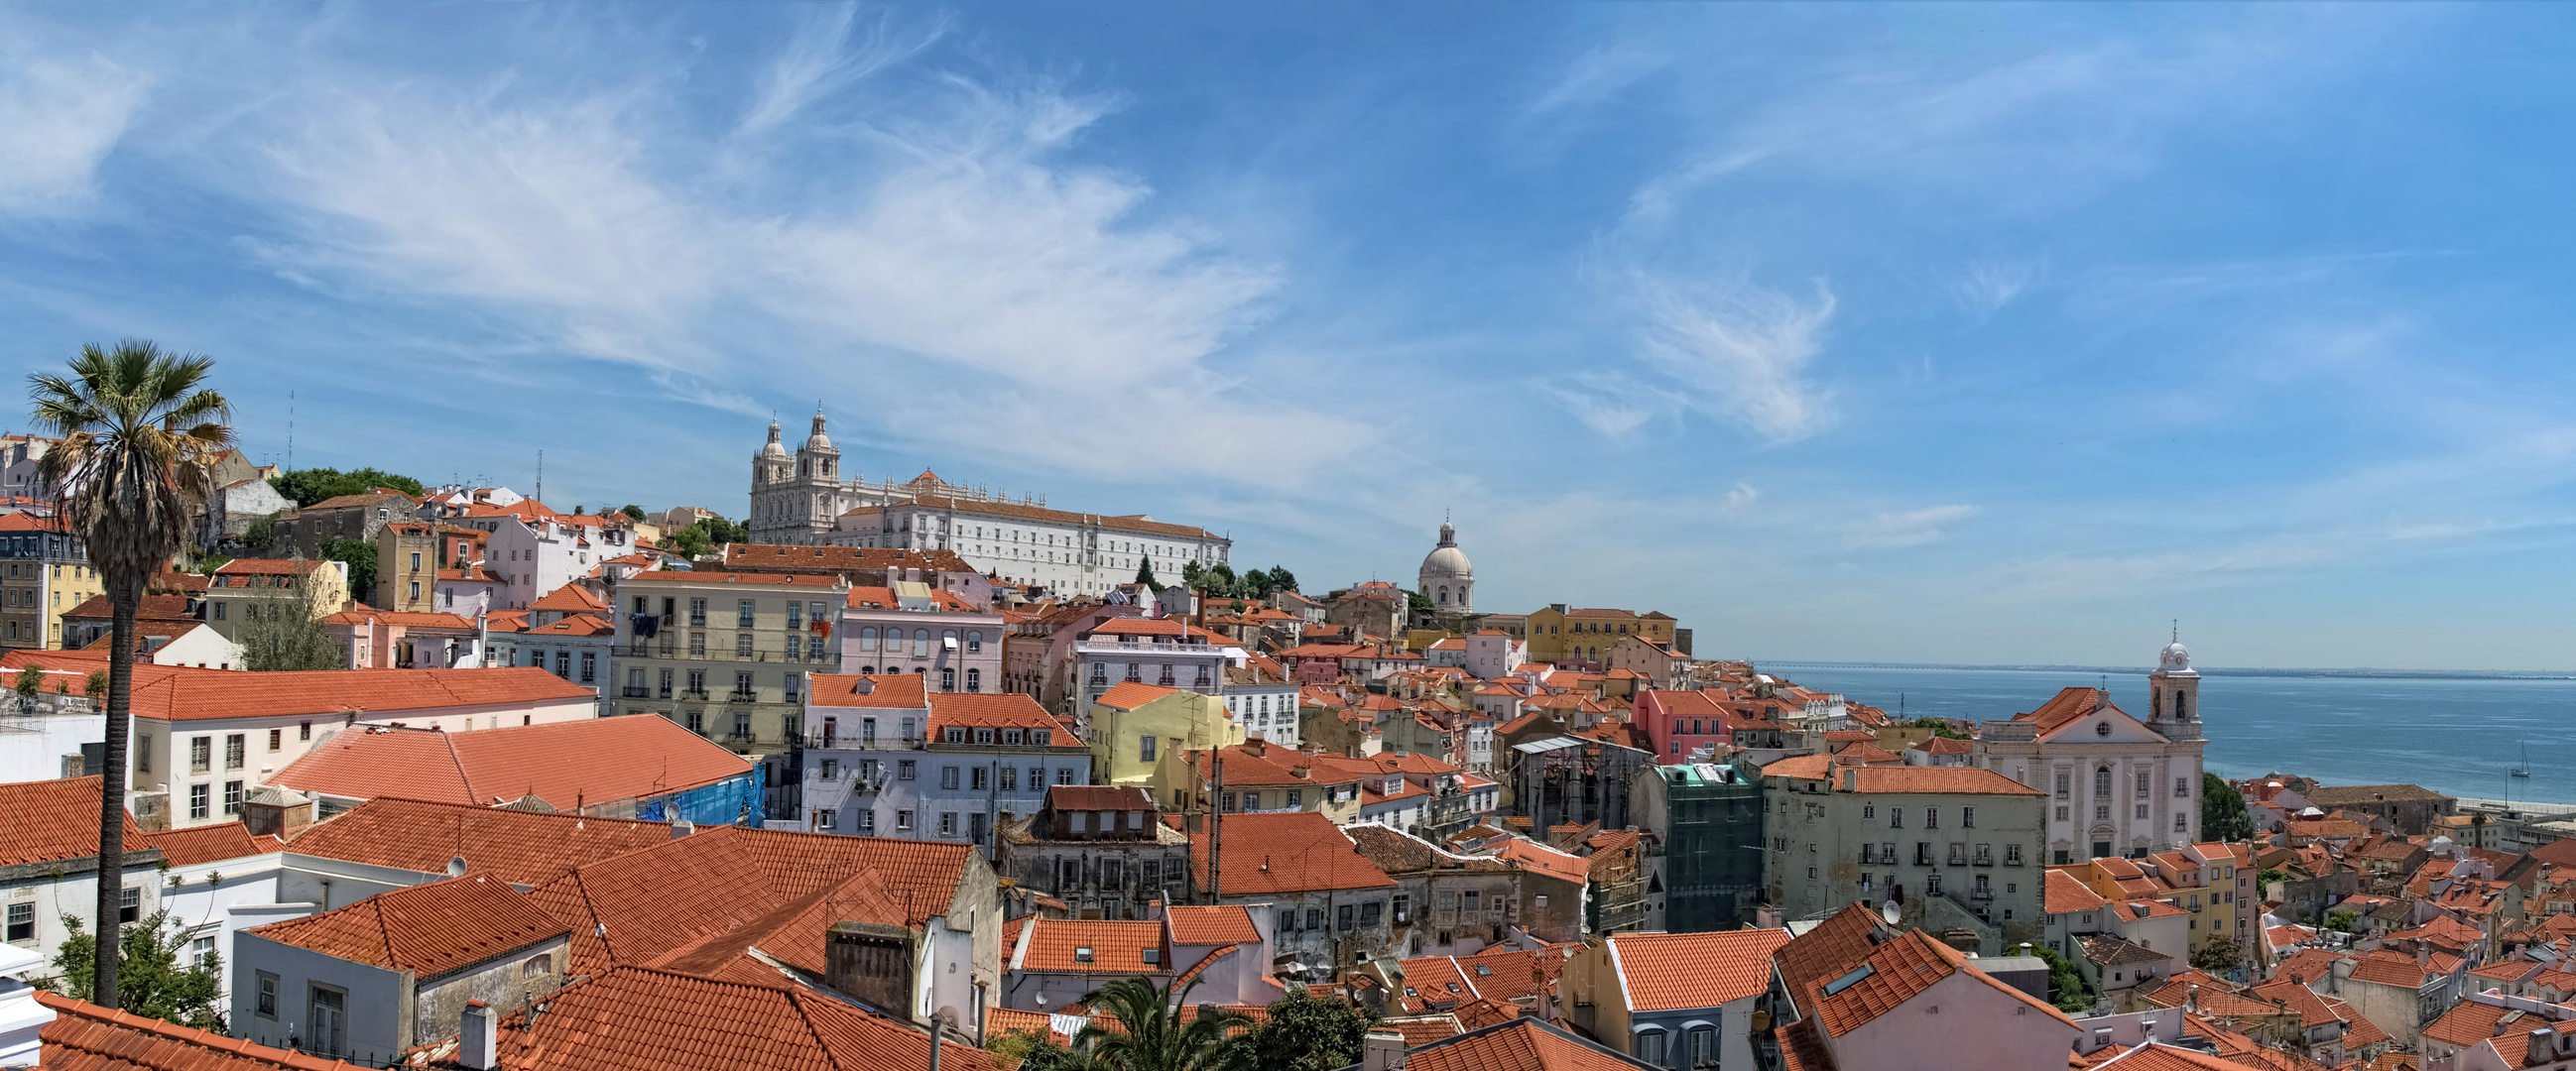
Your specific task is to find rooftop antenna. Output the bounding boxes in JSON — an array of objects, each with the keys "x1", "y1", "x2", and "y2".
[
  {"x1": 535, "y1": 450, "x2": 544, "y2": 505},
  {"x1": 2171, "y1": 619, "x2": 2179, "y2": 643}
]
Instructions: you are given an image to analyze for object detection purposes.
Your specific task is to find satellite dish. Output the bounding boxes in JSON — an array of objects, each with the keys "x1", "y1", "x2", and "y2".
[
  {"x1": 445, "y1": 856, "x2": 467, "y2": 878},
  {"x1": 1880, "y1": 900, "x2": 1901, "y2": 925}
]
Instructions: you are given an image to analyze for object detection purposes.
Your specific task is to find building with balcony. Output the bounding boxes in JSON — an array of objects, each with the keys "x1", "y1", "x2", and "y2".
[
  {"x1": 1089, "y1": 682, "x2": 1242, "y2": 802},
  {"x1": 1187, "y1": 810, "x2": 1400, "y2": 983},
  {"x1": 1219, "y1": 664, "x2": 1298, "y2": 748},
  {"x1": 994, "y1": 785, "x2": 1194, "y2": 921},
  {"x1": 788, "y1": 675, "x2": 1093, "y2": 858},
  {"x1": 0, "y1": 513, "x2": 95, "y2": 652},
  {"x1": 607, "y1": 569, "x2": 845, "y2": 763},
  {"x1": 1068, "y1": 617, "x2": 1230, "y2": 724},
  {"x1": 838, "y1": 582, "x2": 1003, "y2": 693},
  {"x1": 1755, "y1": 753, "x2": 2048, "y2": 956}
]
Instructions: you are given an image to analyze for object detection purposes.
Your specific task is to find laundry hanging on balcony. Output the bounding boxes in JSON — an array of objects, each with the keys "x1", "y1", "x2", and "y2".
[{"x1": 630, "y1": 614, "x2": 659, "y2": 639}]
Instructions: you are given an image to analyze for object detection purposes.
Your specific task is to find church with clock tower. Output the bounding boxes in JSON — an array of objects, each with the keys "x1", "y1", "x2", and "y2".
[{"x1": 1975, "y1": 633, "x2": 2208, "y2": 864}]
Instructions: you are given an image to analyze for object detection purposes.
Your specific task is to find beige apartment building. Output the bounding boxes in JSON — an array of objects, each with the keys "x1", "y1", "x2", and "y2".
[
  {"x1": 0, "y1": 514, "x2": 100, "y2": 651},
  {"x1": 1757, "y1": 753, "x2": 2049, "y2": 955},
  {"x1": 608, "y1": 569, "x2": 847, "y2": 759}
]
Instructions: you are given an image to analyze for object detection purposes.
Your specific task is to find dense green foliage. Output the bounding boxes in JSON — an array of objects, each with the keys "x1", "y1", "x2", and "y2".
[
  {"x1": 2323, "y1": 910, "x2": 2358, "y2": 933},
  {"x1": 1219, "y1": 989, "x2": 1374, "y2": 1071},
  {"x1": 1178, "y1": 562, "x2": 1301, "y2": 601},
  {"x1": 663, "y1": 515, "x2": 750, "y2": 558},
  {"x1": 2200, "y1": 773, "x2": 2256, "y2": 842},
  {"x1": 2027, "y1": 942, "x2": 2095, "y2": 1013},
  {"x1": 2189, "y1": 935, "x2": 2245, "y2": 971},
  {"x1": 1135, "y1": 554, "x2": 1162, "y2": 593},
  {"x1": 619, "y1": 504, "x2": 647, "y2": 521},
  {"x1": 1900, "y1": 717, "x2": 1969, "y2": 739},
  {"x1": 238, "y1": 587, "x2": 342, "y2": 671},
  {"x1": 989, "y1": 1031, "x2": 1099, "y2": 1071},
  {"x1": 267, "y1": 466, "x2": 423, "y2": 508},
  {"x1": 1075, "y1": 976, "x2": 1249, "y2": 1071},
  {"x1": 319, "y1": 536, "x2": 377, "y2": 600},
  {"x1": 42, "y1": 910, "x2": 225, "y2": 1029}
]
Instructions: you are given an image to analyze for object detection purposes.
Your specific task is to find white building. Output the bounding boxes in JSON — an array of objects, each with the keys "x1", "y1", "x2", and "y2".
[
  {"x1": 744, "y1": 416, "x2": 1229, "y2": 596},
  {"x1": 1461, "y1": 631, "x2": 1526, "y2": 681},
  {"x1": 1416, "y1": 521, "x2": 1473, "y2": 615},
  {"x1": 1976, "y1": 636, "x2": 2207, "y2": 865},
  {"x1": 470, "y1": 510, "x2": 634, "y2": 611},
  {"x1": 1220, "y1": 665, "x2": 1299, "y2": 748}
]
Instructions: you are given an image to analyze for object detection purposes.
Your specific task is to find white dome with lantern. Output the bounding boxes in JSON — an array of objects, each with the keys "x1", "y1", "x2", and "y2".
[{"x1": 1418, "y1": 520, "x2": 1474, "y2": 614}]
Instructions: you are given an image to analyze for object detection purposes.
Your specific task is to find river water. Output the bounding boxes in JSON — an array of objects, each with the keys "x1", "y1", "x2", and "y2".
[{"x1": 1757, "y1": 662, "x2": 2576, "y2": 807}]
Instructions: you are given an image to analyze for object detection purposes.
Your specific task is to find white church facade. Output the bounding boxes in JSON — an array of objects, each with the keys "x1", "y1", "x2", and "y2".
[{"x1": 1975, "y1": 636, "x2": 2208, "y2": 864}]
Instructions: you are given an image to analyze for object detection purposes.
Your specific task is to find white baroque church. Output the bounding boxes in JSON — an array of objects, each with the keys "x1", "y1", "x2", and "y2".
[
  {"x1": 747, "y1": 412, "x2": 1048, "y2": 546},
  {"x1": 1975, "y1": 634, "x2": 2207, "y2": 864}
]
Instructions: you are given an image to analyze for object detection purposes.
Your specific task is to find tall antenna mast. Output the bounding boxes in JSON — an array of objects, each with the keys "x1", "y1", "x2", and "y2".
[{"x1": 535, "y1": 450, "x2": 544, "y2": 505}]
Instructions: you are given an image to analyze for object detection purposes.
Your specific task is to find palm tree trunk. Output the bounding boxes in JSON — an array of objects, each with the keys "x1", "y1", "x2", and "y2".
[{"x1": 91, "y1": 572, "x2": 135, "y2": 1007}]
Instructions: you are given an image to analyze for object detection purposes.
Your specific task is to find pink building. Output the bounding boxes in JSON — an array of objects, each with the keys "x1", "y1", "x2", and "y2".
[{"x1": 839, "y1": 583, "x2": 1005, "y2": 693}]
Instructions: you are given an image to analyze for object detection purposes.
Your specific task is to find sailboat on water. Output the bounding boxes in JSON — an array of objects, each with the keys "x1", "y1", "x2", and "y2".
[{"x1": 2512, "y1": 742, "x2": 2531, "y2": 778}]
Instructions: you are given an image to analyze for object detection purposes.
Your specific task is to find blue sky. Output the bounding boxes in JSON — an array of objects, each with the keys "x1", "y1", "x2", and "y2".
[{"x1": 7, "y1": 3, "x2": 2576, "y2": 669}]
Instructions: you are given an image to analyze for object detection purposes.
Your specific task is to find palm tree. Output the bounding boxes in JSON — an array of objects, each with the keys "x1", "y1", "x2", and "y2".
[
  {"x1": 29, "y1": 341, "x2": 231, "y2": 1008},
  {"x1": 1073, "y1": 976, "x2": 1250, "y2": 1071}
]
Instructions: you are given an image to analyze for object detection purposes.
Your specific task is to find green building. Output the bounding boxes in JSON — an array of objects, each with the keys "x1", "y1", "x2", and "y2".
[{"x1": 1630, "y1": 762, "x2": 1765, "y2": 932}]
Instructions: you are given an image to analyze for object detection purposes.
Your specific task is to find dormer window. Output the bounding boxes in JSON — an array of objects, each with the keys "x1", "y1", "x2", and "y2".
[
  {"x1": 975, "y1": 728, "x2": 996, "y2": 745},
  {"x1": 1034, "y1": 729, "x2": 1051, "y2": 746},
  {"x1": 943, "y1": 727, "x2": 967, "y2": 744},
  {"x1": 1141, "y1": 948, "x2": 1160, "y2": 965},
  {"x1": 1074, "y1": 947, "x2": 1093, "y2": 963},
  {"x1": 1004, "y1": 729, "x2": 1025, "y2": 746}
]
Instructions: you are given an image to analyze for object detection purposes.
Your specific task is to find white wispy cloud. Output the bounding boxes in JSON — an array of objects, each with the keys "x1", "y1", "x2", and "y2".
[
  {"x1": 1545, "y1": 372, "x2": 1665, "y2": 438},
  {"x1": 1845, "y1": 504, "x2": 1976, "y2": 548},
  {"x1": 210, "y1": 14, "x2": 1361, "y2": 486},
  {"x1": 0, "y1": 54, "x2": 150, "y2": 215},
  {"x1": 1530, "y1": 45, "x2": 1665, "y2": 116},
  {"x1": 1630, "y1": 271, "x2": 1836, "y2": 443},
  {"x1": 1723, "y1": 482, "x2": 1759, "y2": 511},
  {"x1": 1949, "y1": 256, "x2": 2043, "y2": 317}
]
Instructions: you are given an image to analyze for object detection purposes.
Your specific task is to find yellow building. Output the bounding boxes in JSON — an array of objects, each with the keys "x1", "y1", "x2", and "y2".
[
  {"x1": 1088, "y1": 681, "x2": 1241, "y2": 802},
  {"x1": 1522, "y1": 604, "x2": 1677, "y2": 665},
  {"x1": 205, "y1": 558, "x2": 352, "y2": 643},
  {"x1": 0, "y1": 514, "x2": 102, "y2": 651},
  {"x1": 2059, "y1": 848, "x2": 2239, "y2": 964}
]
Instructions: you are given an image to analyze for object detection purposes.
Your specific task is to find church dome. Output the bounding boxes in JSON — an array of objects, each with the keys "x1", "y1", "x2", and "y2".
[
  {"x1": 2158, "y1": 641, "x2": 2190, "y2": 672},
  {"x1": 802, "y1": 410, "x2": 835, "y2": 452},
  {"x1": 760, "y1": 419, "x2": 789, "y2": 458},
  {"x1": 1419, "y1": 521, "x2": 1472, "y2": 581}
]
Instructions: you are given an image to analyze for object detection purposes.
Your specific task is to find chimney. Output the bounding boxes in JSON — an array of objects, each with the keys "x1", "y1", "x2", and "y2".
[
  {"x1": 2185, "y1": 984, "x2": 2199, "y2": 1014},
  {"x1": 1361, "y1": 1028, "x2": 1409, "y2": 1071},
  {"x1": 671, "y1": 819, "x2": 694, "y2": 839},
  {"x1": 2329, "y1": 957, "x2": 2354, "y2": 994},
  {"x1": 2417, "y1": 945, "x2": 2429, "y2": 968},
  {"x1": 1841, "y1": 764, "x2": 1858, "y2": 792},
  {"x1": 460, "y1": 1000, "x2": 496, "y2": 1070}
]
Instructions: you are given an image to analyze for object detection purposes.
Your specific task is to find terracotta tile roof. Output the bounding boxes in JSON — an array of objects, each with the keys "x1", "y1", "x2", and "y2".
[
  {"x1": 62, "y1": 593, "x2": 198, "y2": 622},
  {"x1": 2088, "y1": 1045, "x2": 2252, "y2": 1070},
  {"x1": 1773, "y1": 903, "x2": 1886, "y2": 1016},
  {"x1": 1812, "y1": 929, "x2": 2080, "y2": 1038},
  {"x1": 926, "y1": 692, "x2": 1080, "y2": 745},
  {"x1": 985, "y1": 1007, "x2": 1063, "y2": 1045},
  {"x1": 271, "y1": 716, "x2": 751, "y2": 810},
  {"x1": 1165, "y1": 904, "x2": 1263, "y2": 945},
  {"x1": 144, "y1": 821, "x2": 273, "y2": 868},
  {"x1": 2269, "y1": 949, "x2": 2347, "y2": 988},
  {"x1": 2349, "y1": 948, "x2": 2446, "y2": 988},
  {"x1": 2045, "y1": 870, "x2": 2111, "y2": 914},
  {"x1": 719, "y1": 543, "x2": 977, "y2": 575},
  {"x1": 0, "y1": 653, "x2": 595, "y2": 722},
  {"x1": 1399, "y1": 1017, "x2": 1653, "y2": 1071},
  {"x1": 2421, "y1": 997, "x2": 2525, "y2": 1049},
  {"x1": 1018, "y1": 918, "x2": 1168, "y2": 973},
  {"x1": 486, "y1": 965, "x2": 1005, "y2": 1071},
  {"x1": 2245, "y1": 979, "x2": 2351, "y2": 1030},
  {"x1": 0, "y1": 775, "x2": 146, "y2": 867},
  {"x1": 528, "y1": 584, "x2": 611, "y2": 614},
  {"x1": 283, "y1": 797, "x2": 676, "y2": 887},
  {"x1": 321, "y1": 609, "x2": 477, "y2": 630},
  {"x1": 37, "y1": 992, "x2": 373, "y2": 1071},
  {"x1": 1606, "y1": 928, "x2": 1791, "y2": 1012},
  {"x1": 521, "y1": 612, "x2": 615, "y2": 637},
  {"x1": 214, "y1": 557, "x2": 334, "y2": 576},
  {"x1": 1831, "y1": 741, "x2": 1902, "y2": 764},
  {"x1": 1381, "y1": 1015, "x2": 1465, "y2": 1046},
  {"x1": 1760, "y1": 757, "x2": 2045, "y2": 796},
  {"x1": 1045, "y1": 785, "x2": 1156, "y2": 812},
  {"x1": 1191, "y1": 811, "x2": 1395, "y2": 894},
  {"x1": 2078, "y1": 933, "x2": 2170, "y2": 968},
  {"x1": 246, "y1": 875, "x2": 569, "y2": 978},
  {"x1": 2015, "y1": 686, "x2": 2128, "y2": 735},
  {"x1": 1095, "y1": 680, "x2": 1182, "y2": 711},
  {"x1": 806, "y1": 673, "x2": 929, "y2": 709}
]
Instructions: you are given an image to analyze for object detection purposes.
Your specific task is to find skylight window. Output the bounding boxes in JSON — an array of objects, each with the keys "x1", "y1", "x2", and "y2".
[{"x1": 1821, "y1": 963, "x2": 1877, "y2": 997}]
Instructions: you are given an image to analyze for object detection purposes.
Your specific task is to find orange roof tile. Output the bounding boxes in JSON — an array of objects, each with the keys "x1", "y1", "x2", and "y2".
[
  {"x1": 0, "y1": 652, "x2": 595, "y2": 722},
  {"x1": 529, "y1": 584, "x2": 611, "y2": 614},
  {"x1": 143, "y1": 821, "x2": 274, "y2": 868},
  {"x1": 0, "y1": 775, "x2": 146, "y2": 867},
  {"x1": 37, "y1": 992, "x2": 373, "y2": 1071},
  {"x1": 1095, "y1": 680, "x2": 1182, "y2": 711},
  {"x1": 806, "y1": 673, "x2": 930, "y2": 709},
  {"x1": 283, "y1": 797, "x2": 676, "y2": 887},
  {"x1": 1810, "y1": 929, "x2": 2081, "y2": 1038},
  {"x1": 2046, "y1": 870, "x2": 2111, "y2": 914},
  {"x1": 1761, "y1": 758, "x2": 2045, "y2": 796},
  {"x1": 246, "y1": 875, "x2": 569, "y2": 978},
  {"x1": 1606, "y1": 928, "x2": 1791, "y2": 1012},
  {"x1": 1400, "y1": 1017, "x2": 1648, "y2": 1071},
  {"x1": 1191, "y1": 811, "x2": 1395, "y2": 894},
  {"x1": 926, "y1": 692, "x2": 1082, "y2": 746},
  {"x1": 270, "y1": 716, "x2": 751, "y2": 809},
  {"x1": 1165, "y1": 905, "x2": 1263, "y2": 945},
  {"x1": 1019, "y1": 918, "x2": 1168, "y2": 973},
  {"x1": 485, "y1": 965, "x2": 1005, "y2": 1071}
]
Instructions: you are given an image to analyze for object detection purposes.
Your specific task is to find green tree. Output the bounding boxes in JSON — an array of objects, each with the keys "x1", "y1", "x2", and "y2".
[
  {"x1": 2256, "y1": 868, "x2": 2286, "y2": 891},
  {"x1": 11, "y1": 664, "x2": 40, "y2": 713},
  {"x1": 1136, "y1": 555, "x2": 1162, "y2": 593},
  {"x1": 266, "y1": 466, "x2": 424, "y2": 508},
  {"x1": 1075, "y1": 976, "x2": 1249, "y2": 1071},
  {"x1": 2027, "y1": 942, "x2": 2094, "y2": 1013},
  {"x1": 1404, "y1": 589, "x2": 1434, "y2": 615},
  {"x1": 319, "y1": 536, "x2": 377, "y2": 602},
  {"x1": 42, "y1": 909, "x2": 225, "y2": 1030},
  {"x1": 2323, "y1": 910, "x2": 2358, "y2": 933},
  {"x1": 990, "y1": 1030, "x2": 1100, "y2": 1071},
  {"x1": 2188, "y1": 935, "x2": 2245, "y2": 972},
  {"x1": 620, "y1": 504, "x2": 646, "y2": 521},
  {"x1": 1203, "y1": 564, "x2": 1240, "y2": 598},
  {"x1": 84, "y1": 670, "x2": 107, "y2": 699},
  {"x1": 1222, "y1": 989, "x2": 1373, "y2": 1071},
  {"x1": 2200, "y1": 773, "x2": 2255, "y2": 842},
  {"x1": 241, "y1": 512, "x2": 278, "y2": 548},
  {"x1": 1263, "y1": 567, "x2": 1297, "y2": 594},
  {"x1": 1901, "y1": 717, "x2": 1968, "y2": 740},
  {"x1": 237, "y1": 584, "x2": 343, "y2": 671},
  {"x1": 31, "y1": 340, "x2": 232, "y2": 1007}
]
